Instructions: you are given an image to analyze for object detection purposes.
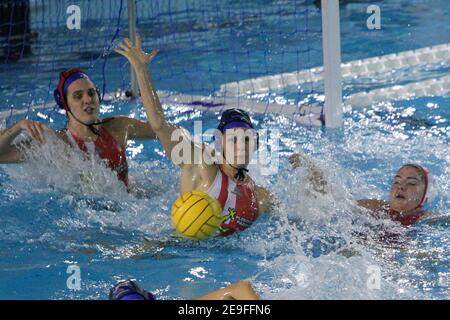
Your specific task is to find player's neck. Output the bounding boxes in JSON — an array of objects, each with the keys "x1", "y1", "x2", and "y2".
[
  {"x1": 219, "y1": 163, "x2": 247, "y2": 183},
  {"x1": 67, "y1": 121, "x2": 98, "y2": 142}
]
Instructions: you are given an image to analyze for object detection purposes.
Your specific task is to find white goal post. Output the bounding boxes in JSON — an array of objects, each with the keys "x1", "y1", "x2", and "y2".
[{"x1": 321, "y1": 0, "x2": 343, "y2": 128}]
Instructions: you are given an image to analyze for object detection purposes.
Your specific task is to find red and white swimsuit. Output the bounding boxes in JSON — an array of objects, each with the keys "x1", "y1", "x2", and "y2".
[
  {"x1": 388, "y1": 209, "x2": 423, "y2": 226},
  {"x1": 207, "y1": 167, "x2": 259, "y2": 236},
  {"x1": 66, "y1": 127, "x2": 129, "y2": 187}
]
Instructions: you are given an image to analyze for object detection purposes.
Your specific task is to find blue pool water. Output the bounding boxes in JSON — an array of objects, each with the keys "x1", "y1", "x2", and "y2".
[{"x1": 0, "y1": 0, "x2": 449, "y2": 299}]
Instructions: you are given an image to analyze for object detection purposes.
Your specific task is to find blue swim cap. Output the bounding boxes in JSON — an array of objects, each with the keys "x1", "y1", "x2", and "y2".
[
  {"x1": 217, "y1": 108, "x2": 255, "y2": 133},
  {"x1": 109, "y1": 279, "x2": 156, "y2": 300},
  {"x1": 54, "y1": 68, "x2": 98, "y2": 110},
  {"x1": 215, "y1": 108, "x2": 259, "y2": 151},
  {"x1": 63, "y1": 71, "x2": 91, "y2": 94}
]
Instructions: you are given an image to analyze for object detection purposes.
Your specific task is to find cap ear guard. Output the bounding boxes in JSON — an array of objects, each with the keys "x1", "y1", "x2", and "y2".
[
  {"x1": 55, "y1": 68, "x2": 82, "y2": 109},
  {"x1": 53, "y1": 88, "x2": 65, "y2": 109},
  {"x1": 419, "y1": 166, "x2": 437, "y2": 207}
]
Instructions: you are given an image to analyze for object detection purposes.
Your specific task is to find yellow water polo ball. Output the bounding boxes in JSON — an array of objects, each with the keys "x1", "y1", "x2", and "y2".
[{"x1": 171, "y1": 190, "x2": 223, "y2": 240}]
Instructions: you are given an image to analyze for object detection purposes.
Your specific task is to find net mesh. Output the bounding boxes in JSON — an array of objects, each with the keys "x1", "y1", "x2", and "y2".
[{"x1": 0, "y1": 0, "x2": 324, "y2": 126}]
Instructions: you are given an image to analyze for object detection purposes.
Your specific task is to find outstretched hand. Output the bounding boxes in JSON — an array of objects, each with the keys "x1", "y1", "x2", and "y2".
[
  {"x1": 113, "y1": 33, "x2": 158, "y2": 69},
  {"x1": 16, "y1": 119, "x2": 50, "y2": 144}
]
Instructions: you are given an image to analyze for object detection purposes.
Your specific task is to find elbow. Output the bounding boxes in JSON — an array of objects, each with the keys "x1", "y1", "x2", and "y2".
[{"x1": 235, "y1": 280, "x2": 252, "y2": 290}]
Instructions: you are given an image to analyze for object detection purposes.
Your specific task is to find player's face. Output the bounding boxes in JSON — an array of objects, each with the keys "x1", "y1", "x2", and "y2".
[
  {"x1": 389, "y1": 166, "x2": 426, "y2": 213},
  {"x1": 222, "y1": 128, "x2": 257, "y2": 168},
  {"x1": 66, "y1": 78, "x2": 100, "y2": 125}
]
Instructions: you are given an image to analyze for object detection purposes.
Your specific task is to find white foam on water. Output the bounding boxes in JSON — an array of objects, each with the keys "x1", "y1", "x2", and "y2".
[
  {"x1": 1, "y1": 131, "x2": 178, "y2": 244},
  {"x1": 0, "y1": 100, "x2": 448, "y2": 299},
  {"x1": 223, "y1": 106, "x2": 449, "y2": 299}
]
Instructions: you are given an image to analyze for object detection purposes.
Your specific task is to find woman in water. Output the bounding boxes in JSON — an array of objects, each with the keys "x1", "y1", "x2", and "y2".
[
  {"x1": 109, "y1": 279, "x2": 259, "y2": 300},
  {"x1": 357, "y1": 163, "x2": 433, "y2": 226},
  {"x1": 290, "y1": 154, "x2": 433, "y2": 226},
  {"x1": 114, "y1": 35, "x2": 274, "y2": 236},
  {"x1": 0, "y1": 68, "x2": 157, "y2": 188}
]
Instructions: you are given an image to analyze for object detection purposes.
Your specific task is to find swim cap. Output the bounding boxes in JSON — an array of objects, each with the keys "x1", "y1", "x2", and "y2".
[
  {"x1": 215, "y1": 108, "x2": 259, "y2": 150},
  {"x1": 109, "y1": 279, "x2": 156, "y2": 300},
  {"x1": 53, "y1": 68, "x2": 100, "y2": 110},
  {"x1": 217, "y1": 108, "x2": 255, "y2": 133},
  {"x1": 63, "y1": 71, "x2": 90, "y2": 94}
]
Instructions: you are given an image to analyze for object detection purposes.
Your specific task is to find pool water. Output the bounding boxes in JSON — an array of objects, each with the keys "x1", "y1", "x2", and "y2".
[{"x1": 0, "y1": 0, "x2": 449, "y2": 299}]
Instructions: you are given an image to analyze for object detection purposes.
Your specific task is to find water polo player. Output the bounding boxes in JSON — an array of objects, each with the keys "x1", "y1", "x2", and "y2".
[
  {"x1": 0, "y1": 68, "x2": 157, "y2": 187},
  {"x1": 357, "y1": 164, "x2": 434, "y2": 226},
  {"x1": 109, "y1": 279, "x2": 260, "y2": 300},
  {"x1": 290, "y1": 155, "x2": 434, "y2": 226},
  {"x1": 114, "y1": 34, "x2": 273, "y2": 235}
]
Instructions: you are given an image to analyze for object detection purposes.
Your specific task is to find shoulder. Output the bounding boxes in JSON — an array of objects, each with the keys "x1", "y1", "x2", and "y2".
[
  {"x1": 101, "y1": 117, "x2": 128, "y2": 146},
  {"x1": 254, "y1": 184, "x2": 273, "y2": 213},
  {"x1": 54, "y1": 129, "x2": 70, "y2": 143},
  {"x1": 254, "y1": 184, "x2": 270, "y2": 203},
  {"x1": 184, "y1": 160, "x2": 218, "y2": 191},
  {"x1": 180, "y1": 164, "x2": 218, "y2": 195},
  {"x1": 357, "y1": 199, "x2": 387, "y2": 211},
  {"x1": 103, "y1": 116, "x2": 145, "y2": 133},
  {"x1": 184, "y1": 143, "x2": 217, "y2": 177},
  {"x1": 254, "y1": 184, "x2": 269, "y2": 196},
  {"x1": 102, "y1": 116, "x2": 124, "y2": 131}
]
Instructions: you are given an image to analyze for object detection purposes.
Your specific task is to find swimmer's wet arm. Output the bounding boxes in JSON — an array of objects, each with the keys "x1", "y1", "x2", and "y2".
[
  {"x1": 114, "y1": 35, "x2": 208, "y2": 168},
  {"x1": 103, "y1": 116, "x2": 156, "y2": 140},
  {"x1": 357, "y1": 199, "x2": 387, "y2": 217},
  {"x1": 114, "y1": 35, "x2": 186, "y2": 163},
  {"x1": 195, "y1": 281, "x2": 259, "y2": 300},
  {"x1": 357, "y1": 199, "x2": 386, "y2": 210},
  {"x1": 0, "y1": 120, "x2": 48, "y2": 163}
]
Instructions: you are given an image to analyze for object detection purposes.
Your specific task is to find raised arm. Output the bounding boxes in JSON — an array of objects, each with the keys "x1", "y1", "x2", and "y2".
[
  {"x1": 0, "y1": 120, "x2": 48, "y2": 163},
  {"x1": 102, "y1": 116, "x2": 156, "y2": 145},
  {"x1": 114, "y1": 35, "x2": 194, "y2": 166}
]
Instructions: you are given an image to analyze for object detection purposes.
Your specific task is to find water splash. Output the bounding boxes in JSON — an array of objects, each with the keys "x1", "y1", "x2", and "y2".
[{"x1": 0, "y1": 98, "x2": 448, "y2": 299}]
